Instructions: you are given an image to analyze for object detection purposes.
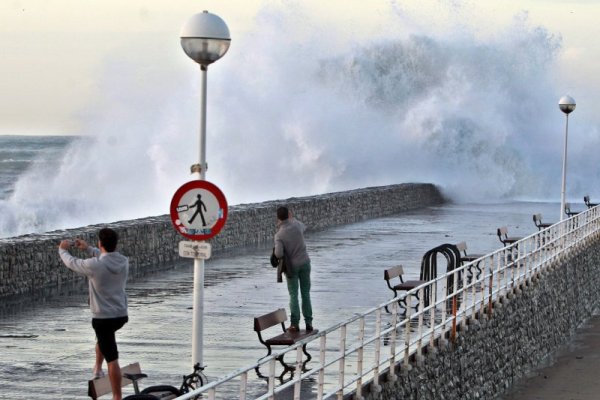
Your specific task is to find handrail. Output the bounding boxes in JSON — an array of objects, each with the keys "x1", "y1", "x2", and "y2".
[{"x1": 174, "y1": 206, "x2": 600, "y2": 399}]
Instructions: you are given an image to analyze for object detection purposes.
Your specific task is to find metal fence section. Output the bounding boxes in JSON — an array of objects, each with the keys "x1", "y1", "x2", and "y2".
[{"x1": 174, "y1": 206, "x2": 600, "y2": 400}]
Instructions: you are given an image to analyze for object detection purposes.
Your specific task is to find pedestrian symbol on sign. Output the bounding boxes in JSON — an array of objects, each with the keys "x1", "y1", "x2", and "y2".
[{"x1": 187, "y1": 194, "x2": 207, "y2": 226}]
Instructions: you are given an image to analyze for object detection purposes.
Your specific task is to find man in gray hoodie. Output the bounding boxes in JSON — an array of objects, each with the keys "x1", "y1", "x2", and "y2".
[
  {"x1": 59, "y1": 227, "x2": 128, "y2": 400},
  {"x1": 274, "y1": 206, "x2": 313, "y2": 332}
]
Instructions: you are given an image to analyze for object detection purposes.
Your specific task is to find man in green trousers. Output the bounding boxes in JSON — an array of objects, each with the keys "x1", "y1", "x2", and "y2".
[{"x1": 274, "y1": 206, "x2": 314, "y2": 332}]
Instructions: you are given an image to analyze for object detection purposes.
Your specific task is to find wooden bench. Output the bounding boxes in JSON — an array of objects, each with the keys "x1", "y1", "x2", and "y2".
[
  {"x1": 88, "y1": 362, "x2": 180, "y2": 400},
  {"x1": 253, "y1": 308, "x2": 318, "y2": 379},
  {"x1": 565, "y1": 203, "x2": 582, "y2": 217},
  {"x1": 497, "y1": 226, "x2": 522, "y2": 246},
  {"x1": 497, "y1": 226, "x2": 524, "y2": 267},
  {"x1": 455, "y1": 241, "x2": 485, "y2": 280},
  {"x1": 584, "y1": 195, "x2": 598, "y2": 209},
  {"x1": 533, "y1": 213, "x2": 553, "y2": 230},
  {"x1": 383, "y1": 265, "x2": 427, "y2": 312}
]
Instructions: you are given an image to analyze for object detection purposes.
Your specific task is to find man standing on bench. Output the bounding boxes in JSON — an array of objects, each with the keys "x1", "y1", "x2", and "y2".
[
  {"x1": 274, "y1": 206, "x2": 314, "y2": 332},
  {"x1": 58, "y1": 228, "x2": 129, "y2": 400}
]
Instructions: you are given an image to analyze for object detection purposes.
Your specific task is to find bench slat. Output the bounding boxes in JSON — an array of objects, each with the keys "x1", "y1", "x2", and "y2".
[
  {"x1": 461, "y1": 254, "x2": 484, "y2": 262},
  {"x1": 265, "y1": 330, "x2": 317, "y2": 346},
  {"x1": 391, "y1": 280, "x2": 425, "y2": 291}
]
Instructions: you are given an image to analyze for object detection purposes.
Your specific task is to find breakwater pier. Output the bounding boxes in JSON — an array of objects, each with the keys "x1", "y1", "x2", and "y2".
[
  {"x1": 1, "y1": 184, "x2": 599, "y2": 399},
  {"x1": 0, "y1": 183, "x2": 443, "y2": 300}
]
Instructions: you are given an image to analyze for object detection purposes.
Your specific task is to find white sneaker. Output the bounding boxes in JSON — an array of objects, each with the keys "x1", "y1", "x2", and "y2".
[{"x1": 92, "y1": 369, "x2": 105, "y2": 380}]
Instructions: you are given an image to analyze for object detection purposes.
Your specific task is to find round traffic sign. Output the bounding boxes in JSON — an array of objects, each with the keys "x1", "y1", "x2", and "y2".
[{"x1": 170, "y1": 180, "x2": 228, "y2": 240}]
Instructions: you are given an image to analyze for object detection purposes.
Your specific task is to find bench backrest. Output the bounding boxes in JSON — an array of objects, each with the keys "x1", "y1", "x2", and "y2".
[
  {"x1": 254, "y1": 308, "x2": 287, "y2": 332},
  {"x1": 497, "y1": 226, "x2": 508, "y2": 239},
  {"x1": 565, "y1": 203, "x2": 571, "y2": 213},
  {"x1": 584, "y1": 195, "x2": 590, "y2": 205},
  {"x1": 533, "y1": 213, "x2": 542, "y2": 227},
  {"x1": 384, "y1": 265, "x2": 404, "y2": 282},
  {"x1": 455, "y1": 241, "x2": 467, "y2": 255}
]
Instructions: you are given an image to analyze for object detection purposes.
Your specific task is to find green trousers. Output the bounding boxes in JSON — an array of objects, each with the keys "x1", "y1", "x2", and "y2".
[{"x1": 286, "y1": 262, "x2": 312, "y2": 327}]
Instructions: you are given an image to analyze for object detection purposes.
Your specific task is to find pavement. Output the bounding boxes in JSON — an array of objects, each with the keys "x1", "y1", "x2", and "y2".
[{"x1": 500, "y1": 312, "x2": 600, "y2": 400}]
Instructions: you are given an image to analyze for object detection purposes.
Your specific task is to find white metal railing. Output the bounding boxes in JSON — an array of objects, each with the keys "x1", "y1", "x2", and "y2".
[{"x1": 174, "y1": 205, "x2": 600, "y2": 400}]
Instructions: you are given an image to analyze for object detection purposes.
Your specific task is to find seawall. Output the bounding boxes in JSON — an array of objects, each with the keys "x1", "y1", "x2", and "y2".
[
  {"x1": 0, "y1": 183, "x2": 444, "y2": 300},
  {"x1": 361, "y1": 232, "x2": 600, "y2": 400}
]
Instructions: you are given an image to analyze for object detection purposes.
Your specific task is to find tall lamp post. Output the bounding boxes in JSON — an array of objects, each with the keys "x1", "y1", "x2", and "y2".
[
  {"x1": 180, "y1": 10, "x2": 230, "y2": 368},
  {"x1": 558, "y1": 95, "x2": 576, "y2": 221}
]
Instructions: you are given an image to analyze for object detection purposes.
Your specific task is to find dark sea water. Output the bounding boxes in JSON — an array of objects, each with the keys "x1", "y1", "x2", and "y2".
[
  {"x1": 0, "y1": 200, "x2": 562, "y2": 399},
  {"x1": 0, "y1": 135, "x2": 75, "y2": 200}
]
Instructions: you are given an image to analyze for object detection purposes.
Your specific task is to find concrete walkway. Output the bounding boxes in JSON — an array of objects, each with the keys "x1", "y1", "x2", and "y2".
[{"x1": 500, "y1": 313, "x2": 600, "y2": 400}]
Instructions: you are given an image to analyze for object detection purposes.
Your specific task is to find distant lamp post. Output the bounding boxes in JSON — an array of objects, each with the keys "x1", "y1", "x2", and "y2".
[
  {"x1": 558, "y1": 95, "x2": 576, "y2": 221},
  {"x1": 180, "y1": 10, "x2": 230, "y2": 369}
]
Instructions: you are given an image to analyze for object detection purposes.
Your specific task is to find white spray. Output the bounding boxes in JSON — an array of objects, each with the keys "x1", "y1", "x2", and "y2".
[{"x1": 1, "y1": 2, "x2": 597, "y2": 238}]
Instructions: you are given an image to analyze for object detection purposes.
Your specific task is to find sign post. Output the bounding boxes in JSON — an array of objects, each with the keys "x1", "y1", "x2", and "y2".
[
  {"x1": 170, "y1": 180, "x2": 228, "y2": 368},
  {"x1": 179, "y1": 8, "x2": 231, "y2": 384}
]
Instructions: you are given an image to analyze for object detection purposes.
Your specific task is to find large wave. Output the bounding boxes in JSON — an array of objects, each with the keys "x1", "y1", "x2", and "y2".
[{"x1": 1, "y1": 2, "x2": 596, "y2": 238}]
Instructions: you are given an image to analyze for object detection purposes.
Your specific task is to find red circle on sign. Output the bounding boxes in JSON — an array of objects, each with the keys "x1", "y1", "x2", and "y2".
[{"x1": 170, "y1": 180, "x2": 228, "y2": 240}]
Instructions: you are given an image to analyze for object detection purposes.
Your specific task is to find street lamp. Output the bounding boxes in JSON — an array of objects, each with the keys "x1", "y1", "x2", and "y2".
[
  {"x1": 558, "y1": 95, "x2": 576, "y2": 221},
  {"x1": 180, "y1": 10, "x2": 230, "y2": 369},
  {"x1": 181, "y1": 10, "x2": 231, "y2": 180}
]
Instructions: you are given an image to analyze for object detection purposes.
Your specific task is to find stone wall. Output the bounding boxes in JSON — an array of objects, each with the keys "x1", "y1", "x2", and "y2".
[
  {"x1": 359, "y1": 231, "x2": 600, "y2": 400},
  {"x1": 0, "y1": 183, "x2": 444, "y2": 300}
]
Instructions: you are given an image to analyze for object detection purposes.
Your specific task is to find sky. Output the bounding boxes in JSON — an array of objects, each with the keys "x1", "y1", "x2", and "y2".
[
  {"x1": 1, "y1": 0, "x2": 599, "y2": 136},
  {"x1": 2, "y1": 0, "x2": 600, "y2": 236}
]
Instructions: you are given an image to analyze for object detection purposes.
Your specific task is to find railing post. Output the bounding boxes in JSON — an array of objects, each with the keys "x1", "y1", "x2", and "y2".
[
  {"x1": 268, "y1": 358, "x2": 276, "y2": 400},
  {"x1": 506, "y1": 247, "x2": 512, "y2": 292},
  {"x1": 525, "y1": 236, "x2": 532, "y2": 286},
  {"x1": 317, "y1": 335, "x2": 326, "y2": 400},
  {"x1": 401, "y1": 297, "x2": 409, "y2": 369},
  {"x1": 488, "y1": 256, "x2": 494, "y2": 316},
  {"x1": 511, "y1": 239, "x2": 525, "y2": 293},
  {"x1": 356, "y1": 316, "x2": 365, "y2": 399},
  {"x1": 441, "y1": 277, "x2": 448, "y2": 337},
  {"x1": 388, "y1": 301, "x2": 398, "y2": 379},
  {"x1": 470, "y1": 261, "x2": 477, "y2": 320},
  {"x1": 372, "y1": 308, "x2": 382, "y2": 393},
  {"x1": 429, "y1": 281, "x2": 436, "y2": 349},
  {"x1": 239, "y1": 371, "x2": 247, "y2": 400},
  {"x1": 337, "y1": 325, "x2": 347, "y2": 399},
  {"x1": 480, "y1": 258, "x2": 486, "y2": 316},
  {"x1": 293, "y1": 346, "x2": 303, "y2": 400},
  {"x1": 451, "y1": 295, "x2": 457, "y2": 343},
  {"x1": 451, "y1": 269, "x2": 458, "y2": 343},
  {"x1": 417, "y1": 287, "x2": 424, "y2": 358}
]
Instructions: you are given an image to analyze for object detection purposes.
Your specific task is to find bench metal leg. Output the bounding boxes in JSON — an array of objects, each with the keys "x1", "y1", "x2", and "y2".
[
  {"x1": 255, "y1": 344, "x2": 313, "y2": 380},
  {"x1": 255, "y1": 345, "x2": 273, "y2": 379},
  {"x1": 466, "y1": 261, "x2": 483, "y2": 282},
  {"x1": 301, "y1": 344, "x2": 312, "y2": 371},
  {"x1": 132, "y1": 380, "x2": 141, "y2": 394},
  {"x1": 277, "y1": 344, "x2": 312, "y2": 376},
  {"x1": 255, "y1": 346, "x2": 295, "y2": 380},
  {"x1": 276, "y1": 355, "x2": 295, "y2": 378},
  {"x1": 385, "y1": 293, "x2": 420, "y2": 314}
]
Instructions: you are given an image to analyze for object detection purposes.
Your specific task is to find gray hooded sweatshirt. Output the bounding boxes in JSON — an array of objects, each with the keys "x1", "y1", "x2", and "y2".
[
  {"x1": 59, "y1": 247, "x2": 128, "y2": 319},
  {"x1": 274, "y1": 218, "x2": 310, "y2": 269}
]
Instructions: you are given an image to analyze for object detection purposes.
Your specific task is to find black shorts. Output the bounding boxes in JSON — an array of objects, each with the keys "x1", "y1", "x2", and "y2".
[{"x1": 92, "y1": 316, "x2": 128, "y2": 363}]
